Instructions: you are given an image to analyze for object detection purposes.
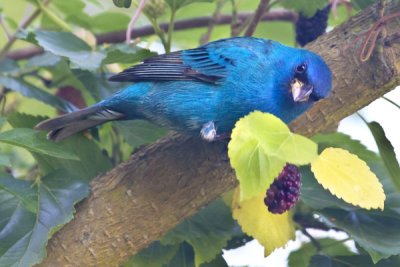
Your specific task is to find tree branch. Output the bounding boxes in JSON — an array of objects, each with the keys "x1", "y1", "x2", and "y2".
[
  {"x1": 5, "y1": 10, "x2": 297, "y2": 60},
  {"x1": 39, "y1": 1, "x2": 400, "y2": 266},
  {"x1": 244, "y1": 0, "x2": 270, "y2": 37},
  {"x1": 0, "y1": 0, "x2": 51, "y2": 60}
]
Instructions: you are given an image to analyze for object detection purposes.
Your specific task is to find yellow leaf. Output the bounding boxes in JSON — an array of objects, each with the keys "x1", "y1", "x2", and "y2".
[
  {"x1": 311, "y1": 147, "x2": 385, "y2": 210},
  {"x1": 232, "y1": 188, "x2": 295, "y2": 255}
]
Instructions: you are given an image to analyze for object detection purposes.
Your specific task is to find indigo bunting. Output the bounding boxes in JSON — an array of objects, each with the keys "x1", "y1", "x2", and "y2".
[{"x1": 36, "y1": 37, "x2": 332, "y2": 141}]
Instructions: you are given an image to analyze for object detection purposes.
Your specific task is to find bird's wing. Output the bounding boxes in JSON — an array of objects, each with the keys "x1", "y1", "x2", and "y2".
[{"x1": 108, "y1": 45, "x2": 234, "y2": 84}]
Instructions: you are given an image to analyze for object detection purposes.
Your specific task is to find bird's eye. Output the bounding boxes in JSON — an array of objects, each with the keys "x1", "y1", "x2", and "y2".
[{"x1": 295, "y1": 63, "x2": 307, "y2": 74}]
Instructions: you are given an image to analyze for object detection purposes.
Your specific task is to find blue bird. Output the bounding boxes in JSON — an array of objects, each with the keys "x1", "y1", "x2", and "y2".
[{"x1": 36, "y1": 37, "x2": 332, "y2": 141}]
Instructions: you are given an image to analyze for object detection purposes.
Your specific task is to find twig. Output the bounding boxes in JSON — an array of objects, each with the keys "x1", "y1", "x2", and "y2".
[
  {"x1": 200, "y1": 0, "x2": 226, "y2": 44},
  {"x1": 0, "y1": 0, "x2": 51, "y2": 60},
  {"x1": 37, "y1": 0, "x2": 72, "y2": 31},
  {"x1": 244, "y1": 0, "x2": 270, "y2": 37},
  {"x1": 329, "y1": 0, "x2": 352, "y2": 19},
  {"x1": 165, "y1": 9, "x2": 176, "y2": 53},
  {"x1": 382, "y1": 96, "x2": 400, "y2": 109},
  {"x1": 0, "y1": 14, "x2": 11, "y2": 39},
  {"x1": 126, "y1": 0, "x2": 147, "y2": 44},
  {"x1": 6, "y1": 10, "x2": 297, "y2": 60},
  {"x1": 301, "y1": 228, "x2": 322, "y2": 251},
  {"x1": 232, "y1": 15, "x2": 252, "y2": 36},
  {"x1": 230, "y1": 0, "x2": 239, "y2": 36}
]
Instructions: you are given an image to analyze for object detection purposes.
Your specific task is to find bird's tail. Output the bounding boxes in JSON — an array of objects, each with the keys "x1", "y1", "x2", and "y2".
[{"x1": 35, "y1": 105, "x2": 124, "y2": 141}]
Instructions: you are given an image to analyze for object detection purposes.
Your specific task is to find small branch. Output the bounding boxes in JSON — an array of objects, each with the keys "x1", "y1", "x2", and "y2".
[
  {"x1": 36, "y1": 0, "x2": 71, "y2": 32},
  {"x1": 230, "y1": 0, "x2": 239, "y2": 36},
  {"x1": 165, "y1": 10, "x2": 176, "y2": 53},
  {"x1": 5, "y1": 10, "x2": 297, "y2": 61},
  {"x1": 293, "y1": 213, "x2": 331, "y2": 231},
  {"x1": 231, "y1": 15, "x2": 252, "y2": 37},
  {"x1": 0, "y1": 14, "x2": 11, "y2": 39},
  {"x1": 0, "y1": 0, "x2": 51, "y2": 60},
  {"x1": 301, "y1": 228, "x2": 322, "y2": 251},
  {"x1": 244, "y1": 0, "x2": 270, "y2": 37},
  {"x1": 382, "y1": 96, "x2": 400, "y2": 109},
  {"x1": 126, "y1": 0, "x2": 147, "y2": 44},
  {"x1": 200, "y1": 0, "x2": 226, "y2": 44}
]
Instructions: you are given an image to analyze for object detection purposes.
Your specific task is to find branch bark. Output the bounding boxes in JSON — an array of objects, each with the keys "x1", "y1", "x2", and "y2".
[
  {"x1": 6, "y1": 10, "x2": 297, "y2": 60},
  {"x1": 40, "y1": 2, "x2": 400, "y2": 266}
]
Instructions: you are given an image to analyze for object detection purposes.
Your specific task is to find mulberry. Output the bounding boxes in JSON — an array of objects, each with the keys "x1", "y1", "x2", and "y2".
[
  {"x1": 295, "y1": 5, "x2": 331, "y2": 47},
  {"x1": 264, "y1": 164, "x2": 301, "y2": 214}
]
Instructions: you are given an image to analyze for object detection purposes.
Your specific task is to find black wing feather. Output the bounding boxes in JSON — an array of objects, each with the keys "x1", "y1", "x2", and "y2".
[{"x1": 108, "y1": 48, "x2": 227, "y2": 84}]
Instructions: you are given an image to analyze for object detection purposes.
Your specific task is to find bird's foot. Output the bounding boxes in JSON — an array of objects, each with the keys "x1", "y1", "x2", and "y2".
[{"x1": 200, "y1": 121, "x2": 230, "y2": 142}]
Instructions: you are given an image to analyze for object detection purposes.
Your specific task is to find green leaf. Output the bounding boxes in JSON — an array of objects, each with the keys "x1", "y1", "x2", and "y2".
[
  {"x1": 4, "y1": 16, "x2": 18, "y2": 31},
  {"x1": 309, "y1": 255, "x2": 333, "y2": 267},
  {"x1": 0, "y1": 173, "x2": 37, "y2": 214},
  {"x1": 0, "y1": 128, "x2": 79, "y2": 160},
  {"x1": 25, "y1": 52, "x2": 61, "y2": 68},
  {"x1": 201, "y1": 253, "x2": 228, "y2": 267},
  {"x1": 89, "y1": 12, "x2": 131, "y2": 32},
  {"x1": 366, "y1": 121, "x2": 400, "y2": 192},
  {"x1": 230, "y1": 137, "x2": 285, "y2": 200},
  {"x1": 308, "y1": 254, "x2": 400, "y2": 267},
  {"x1": 281, "y1": 0, "x2": 328, "y2": 17},
  {"x1": 165, "y1": 243, "x2": 195, "y2": 267},
  {"x1": 228, "y1": 111, "x2": 317, "y2": 200},
  {"x1": 161, "y1": 199, "x2": 234, "y2": 267},
  {"x1": 0, "y1": 154, "x2": 10, "y2": 167},
  {"x1": 30, "y1": 31, "x2": 105, "y2": 71},
  {"x1": 53, "y1": 0, "x2": 86, "y2": 15},
  {"x1": 113, "y1": 0, "x2": 132, "y2": 8},
  {"x1": 277, "y1": 133, "x2": 318, "y2": 165},
  {"x1": 72, "y1": 69, "x2": 123, "y2": 101},
  {"x1": 320, "y1": 208, "x2": 400, "y2": 262},
  {"x1": 0, "y1": 59, "x2": 19, "y2": 73},
  {"x1": 0, "y1": 170, "x2": 89, "y2": 267},
  {"x1": 103, "y1": 43, "x2": 156, "y2": 65},
  {"x1": 35, "y1": 134, "x2": 113, "y2": 179},
  {"x1": 7, "y1": 113, "x2": 112, "y2": 179},
  {"x1": 114, "y1": 120, "x2": 168, "y2": 149},
  {"x1": 332, "y1": 255, "x2": 400, "y2": 267},
  {"x1": 288, "y1": 238, "x2": 354, "y2": 267},
  {"x1": 0, "y1": 76, "x2": 76, "y2": 112},
  {"x1": 125, "y1": 241, "x2": 179, "y2": 267}
]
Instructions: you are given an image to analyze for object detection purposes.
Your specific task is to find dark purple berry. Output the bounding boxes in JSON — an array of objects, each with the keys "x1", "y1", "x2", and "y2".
[
  {"x1": 295, "y1": 4, "x2": 331, "y2": 47},
  {"x1": 264, "y1": 164, "x2": 301, "y2": 214}
]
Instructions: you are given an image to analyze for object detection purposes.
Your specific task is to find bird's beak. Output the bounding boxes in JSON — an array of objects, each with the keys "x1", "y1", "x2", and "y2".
[{"x1": 291, "y1": 79, "x2": 313, "y2": 102}]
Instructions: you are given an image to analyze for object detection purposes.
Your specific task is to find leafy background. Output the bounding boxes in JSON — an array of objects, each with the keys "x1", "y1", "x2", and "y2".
[{"x1": 0, "y1": 0, "x2": 399, "y2": 266}]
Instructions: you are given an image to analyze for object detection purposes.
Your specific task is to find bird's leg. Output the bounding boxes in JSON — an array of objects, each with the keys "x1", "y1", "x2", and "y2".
[{"x1": 200, "y1": 121, "x2": 230, "y2": 142}]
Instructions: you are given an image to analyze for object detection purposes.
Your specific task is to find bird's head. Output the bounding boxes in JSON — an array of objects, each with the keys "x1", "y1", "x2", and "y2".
[
  {"x1": 270, "y1": 46, "x2": 332, "y2": 122},
  {"x1": 288, "y1": 50, "x2": 332, "y2": 104}
]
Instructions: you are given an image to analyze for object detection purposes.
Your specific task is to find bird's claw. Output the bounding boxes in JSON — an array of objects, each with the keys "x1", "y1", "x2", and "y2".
[{"x1": 200, "y1": 121, "x2": 230, "y2": 142}]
